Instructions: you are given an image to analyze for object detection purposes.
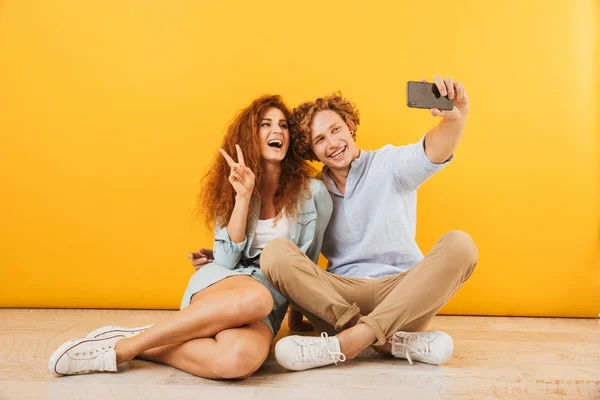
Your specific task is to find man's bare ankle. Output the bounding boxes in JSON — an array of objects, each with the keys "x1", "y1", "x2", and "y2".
[
  {"x1": 337, "y1": 324, "x2": 377, "y2": 360},
  {"x1": 346, "y1": 313, "x2": 363, "y2": 328}
]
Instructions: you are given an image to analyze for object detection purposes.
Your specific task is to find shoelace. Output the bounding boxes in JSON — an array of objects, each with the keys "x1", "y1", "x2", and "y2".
[
  {"x1": 72, "y1": 344, "x2": 113, "y2": 360},
  {"x1": 69, "y1": 339, "x2": 121, "y2": 374},
  {"x1": 297, "y1": 332, "x2": 347, "y2": 365},
  {"x1": 390, "y1": 333, "x2": 432, "y2": 365},
  {"x1": 69, "y1": 347, "x2": 113, "y2": 374}
]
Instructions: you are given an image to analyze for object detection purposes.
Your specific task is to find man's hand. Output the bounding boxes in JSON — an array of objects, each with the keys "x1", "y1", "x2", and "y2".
[
  {"x1": 423, "y1": 76, "x2": 469, "y2": 121},
  {"x1": 423, "y1": 75, "x2": 469, "y2": 164},
  {"x1": 188, "y1": 248, "x2": 214, "y2": 271}
]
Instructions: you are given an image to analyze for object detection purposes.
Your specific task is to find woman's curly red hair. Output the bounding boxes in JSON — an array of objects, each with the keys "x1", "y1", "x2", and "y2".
[{"x1": 198, "y1": 95, "x2": 314, "y2": 228}]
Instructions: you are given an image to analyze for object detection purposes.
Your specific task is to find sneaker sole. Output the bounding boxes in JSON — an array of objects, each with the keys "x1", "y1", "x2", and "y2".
[
  {"x1": 87, "y1": 325, "x2": 152, "y2": 339},
  {"x1": 48, "y1": 335, "x2": 125, "y2": 376}
]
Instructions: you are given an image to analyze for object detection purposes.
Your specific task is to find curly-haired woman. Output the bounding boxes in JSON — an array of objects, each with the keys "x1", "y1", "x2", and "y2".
[{"x1": 48, "y1": 95, "x2": 332, "y2": 379}]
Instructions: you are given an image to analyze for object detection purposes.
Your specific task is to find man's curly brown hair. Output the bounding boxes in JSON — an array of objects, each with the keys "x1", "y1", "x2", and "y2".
[{"x1": 291, "y1": 92, "x2": 360, "y2": 161}]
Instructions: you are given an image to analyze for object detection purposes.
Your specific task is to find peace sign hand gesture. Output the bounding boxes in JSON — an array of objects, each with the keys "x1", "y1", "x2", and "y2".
[{"x1": 219, "y1": 144, "x2": 255, "y2": 200}]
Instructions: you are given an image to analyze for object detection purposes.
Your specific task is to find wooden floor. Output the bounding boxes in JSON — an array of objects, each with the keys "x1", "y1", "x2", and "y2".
[{"x1": 1, "y1": 309, "x2": 599, "y2": 400}]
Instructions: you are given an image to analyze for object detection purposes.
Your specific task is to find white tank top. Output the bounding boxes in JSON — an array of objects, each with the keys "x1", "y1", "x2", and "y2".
[{"x1": 250, "y1": 213, "x2": 291, "y2": 251}]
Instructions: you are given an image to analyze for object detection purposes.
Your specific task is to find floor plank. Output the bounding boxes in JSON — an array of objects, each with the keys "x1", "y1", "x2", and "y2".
[{"x1": 1, "y1": 309, "x2": 599, "y2": 399}]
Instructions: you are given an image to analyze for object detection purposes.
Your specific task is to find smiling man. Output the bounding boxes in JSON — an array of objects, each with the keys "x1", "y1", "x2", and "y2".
[{"x1": 260, "y1": 76, "x2": 479, "y2": 371}]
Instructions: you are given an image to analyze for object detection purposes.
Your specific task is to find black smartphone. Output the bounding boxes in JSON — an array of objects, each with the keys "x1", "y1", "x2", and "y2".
[{"x1": 406, "y1": 81, "x2": 454, "y2": 111}]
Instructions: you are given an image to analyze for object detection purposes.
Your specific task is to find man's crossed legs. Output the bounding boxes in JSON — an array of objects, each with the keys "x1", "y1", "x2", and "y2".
[{"x1": 260, "y1": 230, "x2": 478, "y2": 371}]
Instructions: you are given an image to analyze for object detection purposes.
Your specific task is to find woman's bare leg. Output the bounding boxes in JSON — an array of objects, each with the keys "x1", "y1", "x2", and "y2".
[
  {"x1": 138, "y1": 320, "x2": 272, "y2": 379},
  {"x1": 115, "y1": 275, "x2": 273, "y2": 363}
]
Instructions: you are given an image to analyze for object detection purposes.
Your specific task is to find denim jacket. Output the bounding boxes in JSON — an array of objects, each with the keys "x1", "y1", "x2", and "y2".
[{"x1": 212, "y1": 178, "x2": 332, "y2": 268}]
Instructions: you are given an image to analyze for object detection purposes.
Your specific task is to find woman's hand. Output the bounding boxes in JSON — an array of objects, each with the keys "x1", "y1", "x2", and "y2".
[{"x1": 219, "y1": 144, "x2": 255, "y2": 200}]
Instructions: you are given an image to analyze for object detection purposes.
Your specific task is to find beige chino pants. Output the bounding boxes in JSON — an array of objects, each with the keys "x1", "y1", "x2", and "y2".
[{"x1": 261, "y1": 231, "x2": 478, "y2": 346}]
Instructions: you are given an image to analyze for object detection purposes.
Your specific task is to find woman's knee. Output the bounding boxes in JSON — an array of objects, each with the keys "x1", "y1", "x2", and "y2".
[
  {"x1": 236, "y1": 283, "x2": 273, "y2": 320},
  {"x1": 211, "y1": 336, "x2": 269, "y2": 379},
  {"x1": 191, "y1": 277, "x2": 273, "y2": 319},
  {"x1": 217, "y1": 349, "x2": 262, "y2": 379}
]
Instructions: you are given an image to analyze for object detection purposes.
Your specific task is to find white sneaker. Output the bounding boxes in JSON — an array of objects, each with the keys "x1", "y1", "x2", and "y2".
[
  {"x1": 87, "y1": 324, "x2": 152, "y2": 339},
  {"x1": 390, "y1": 330, "x2": 454, "y2": 365},
  {"x1": 275, "y1": 332, "x2": 346, "y2": 371},
  {"x1": 48, "y1": 335, "x2": 122, "y2": 376}
]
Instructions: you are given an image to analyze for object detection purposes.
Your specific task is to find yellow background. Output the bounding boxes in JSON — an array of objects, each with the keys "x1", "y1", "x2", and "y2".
[{"x1": 1, "y1": 1, "x2": 598, "y2": 317}]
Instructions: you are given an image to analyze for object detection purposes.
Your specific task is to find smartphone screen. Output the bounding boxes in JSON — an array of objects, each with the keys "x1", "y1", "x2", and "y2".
[{"x1": 406, "y1": 81, "x2": 454, "y2": 111}]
